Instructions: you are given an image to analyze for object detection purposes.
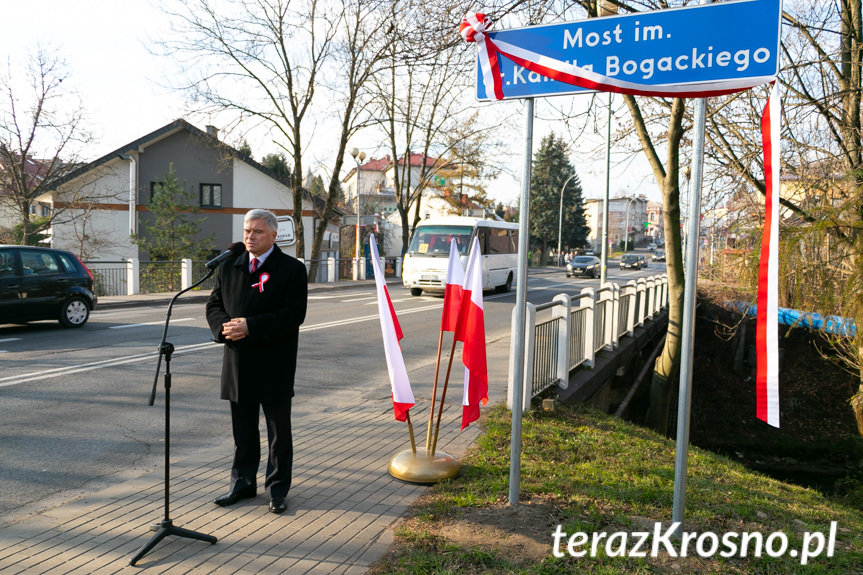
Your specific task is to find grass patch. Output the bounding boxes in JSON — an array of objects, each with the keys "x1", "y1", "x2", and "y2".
[{"x1": 369, "y1": 403, "x2": 863, "y2": 574}]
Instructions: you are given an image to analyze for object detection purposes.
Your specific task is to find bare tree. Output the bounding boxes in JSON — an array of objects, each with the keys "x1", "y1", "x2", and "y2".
[
  {"x1": 0, "y1": 47, "x2": 93, "y2": 246},
  {"x1": 307, "y1": 0, "x2": 394, "y2": 279},
  {"x1": 702, "y1": 1, "x2": 863, "y2": 431},
  {"x1": 159, "y1": 0, "x2": 340, "y2": 260},
  {"x1": 369, "y1": 1, "x2": 515, "y2": 253}
]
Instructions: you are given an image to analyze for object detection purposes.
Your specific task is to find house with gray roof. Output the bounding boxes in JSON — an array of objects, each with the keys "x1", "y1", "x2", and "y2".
[{"x1": 42, "y1": 119, "x2": 342, "y2": 262}]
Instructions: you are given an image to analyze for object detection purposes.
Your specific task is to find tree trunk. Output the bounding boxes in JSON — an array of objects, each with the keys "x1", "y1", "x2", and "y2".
[{"x1": 622, "y1": 95, "x2": 687, "y2": 434}]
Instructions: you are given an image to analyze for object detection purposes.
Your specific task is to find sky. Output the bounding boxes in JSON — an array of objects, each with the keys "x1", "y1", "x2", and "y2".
[{"x1": 0, "y1": 0, "x2": 659, "y2": 206}]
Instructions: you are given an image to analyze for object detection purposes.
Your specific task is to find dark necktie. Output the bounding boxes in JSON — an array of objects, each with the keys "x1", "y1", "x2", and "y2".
[{"x1": 251, "y1": 258, "x2": 259, "y2": 273}]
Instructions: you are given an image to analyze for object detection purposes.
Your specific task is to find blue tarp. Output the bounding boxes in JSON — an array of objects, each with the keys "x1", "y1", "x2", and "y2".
[{"x1": 729, "y1": 302, "x2": 857, "y2": 338}]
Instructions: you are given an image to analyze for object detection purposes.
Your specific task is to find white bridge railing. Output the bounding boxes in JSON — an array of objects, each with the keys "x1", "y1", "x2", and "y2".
[{"x1": 507, "y1": 274, "x2": 669, "y2": 412}]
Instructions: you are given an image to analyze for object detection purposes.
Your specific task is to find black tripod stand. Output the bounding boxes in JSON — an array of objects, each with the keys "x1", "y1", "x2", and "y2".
[{"x1": 129, "y1": 272, "x2": 218, "y2": 566}]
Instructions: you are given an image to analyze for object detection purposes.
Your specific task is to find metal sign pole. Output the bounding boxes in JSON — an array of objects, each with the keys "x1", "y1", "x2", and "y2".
[
  {"x1": 600, "y1": 92, "x2": 612, "y2": 284},
  {"x1": 672, "y1": 88, "x2": 709, "y2": 531},
  {"x1": 509, "y1": 97, "x2": 534, "y2": 507}
]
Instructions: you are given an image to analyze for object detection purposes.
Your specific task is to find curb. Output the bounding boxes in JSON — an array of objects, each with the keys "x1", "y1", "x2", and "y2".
[
  {"x1": 96, "y1": 270, "x2": 570, "y2": 311},
  {"x1": 95, "y1": 279, "x2": 395, "y2": 311}
]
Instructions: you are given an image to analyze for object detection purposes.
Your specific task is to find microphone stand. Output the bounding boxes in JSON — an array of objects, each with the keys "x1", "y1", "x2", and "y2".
[{"x1": 129, "y1": 267, "x2": 218, "y2": 566}]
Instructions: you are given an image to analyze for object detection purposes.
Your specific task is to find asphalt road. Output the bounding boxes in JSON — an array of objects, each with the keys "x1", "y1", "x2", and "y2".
[{"x1": 0, "y1": 256, "x2": 664, "y2": 526}]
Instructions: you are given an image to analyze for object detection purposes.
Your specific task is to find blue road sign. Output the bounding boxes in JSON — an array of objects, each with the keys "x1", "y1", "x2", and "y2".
[{"x1": 473, "y1": 0, "x2": 782, "y2": 100}]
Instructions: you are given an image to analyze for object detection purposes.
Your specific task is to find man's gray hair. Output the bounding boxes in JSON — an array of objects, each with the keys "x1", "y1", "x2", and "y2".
[{"x1": 244, "y1": 209, "x2": 278, "y2": 232}]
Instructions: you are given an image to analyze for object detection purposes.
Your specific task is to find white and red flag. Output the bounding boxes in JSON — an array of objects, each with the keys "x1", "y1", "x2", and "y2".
[
  {"x1": 441, "y1": 238, "x2": 465, "y2": 333},
  {"x1": 756, "y1": 82, "x2": 781, "y2": 428},
  {"x1": 454, "y1": 236, "x2": 488, "y2": 430},
  {"x1": 369, "y1": 234, "x2": 415, "y2": 421}
]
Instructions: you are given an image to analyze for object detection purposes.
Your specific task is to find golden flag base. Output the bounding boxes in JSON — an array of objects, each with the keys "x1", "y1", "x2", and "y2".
[{"x1": 388, "y1": 449, "x2": 460, "y2": 484}]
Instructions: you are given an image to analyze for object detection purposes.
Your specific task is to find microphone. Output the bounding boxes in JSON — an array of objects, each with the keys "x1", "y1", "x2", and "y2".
[{"x1": 205, "y1": 242, "x2": 245, "y2": 269}]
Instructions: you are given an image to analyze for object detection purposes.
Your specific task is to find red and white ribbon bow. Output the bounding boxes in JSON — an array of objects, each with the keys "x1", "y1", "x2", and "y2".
[
  {"x1": 460, "y1": 13, "x2": 775, "y2": 100},
  {"x1": 252, "y1": 272, "x2": 270, "y2": 293}
]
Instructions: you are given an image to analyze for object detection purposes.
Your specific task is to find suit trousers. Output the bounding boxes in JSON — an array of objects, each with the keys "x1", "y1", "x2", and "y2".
[{"x1": 229, "y1": 397, "x2": 293, "y2": 498}]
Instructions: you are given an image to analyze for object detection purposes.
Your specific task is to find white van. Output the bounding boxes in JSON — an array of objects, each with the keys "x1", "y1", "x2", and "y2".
[{"x1": 402, "y1": 217, "x2": 519, "y2": 296}]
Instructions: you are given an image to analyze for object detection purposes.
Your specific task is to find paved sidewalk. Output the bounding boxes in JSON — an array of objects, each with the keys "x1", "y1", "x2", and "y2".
[
  {"x1": 0, "y1": 397, "x2": 480, "y2": 574},
  {"x1": 0, "y1": 277, "x2": 515, "y2": 574}
]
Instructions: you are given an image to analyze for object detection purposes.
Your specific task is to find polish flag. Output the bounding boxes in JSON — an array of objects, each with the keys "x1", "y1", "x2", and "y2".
[
  {"x1": 440, "y1": 238, "x2": 465, "y2": 333},
  {"x1": 756, "y1": 82, "x2": 781, "y2": 428},
  {"x1": 455, "y1": 237, "x2": 488, "y2": 430},
  {"x1": 370, "y1": 234, "x2": 415, "y2": 421}
]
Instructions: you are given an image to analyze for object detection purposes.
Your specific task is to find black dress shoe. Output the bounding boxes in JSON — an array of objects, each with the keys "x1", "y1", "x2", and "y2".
[
  {"x1": 213, "y1": 485, "x2": 256, "y2": 506},
  {"x1": 269, "y1": 497, "x2": 287, "y2": 514}
]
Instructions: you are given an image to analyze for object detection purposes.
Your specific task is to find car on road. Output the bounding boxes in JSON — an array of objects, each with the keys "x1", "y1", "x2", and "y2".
[
  {"x1": 647, "y1": 243, "x2": 657, "y2": 251},
  {"x1": 0, "y1": 245, "x2": 97, "y2": 327},
  {"x1": 566, "y1": 255, "x2": 601, "y2": 278},
  {"x1": 652, "y1": 249, "x2": 666, "y2": 262},
  {"x1": 619, "y1": 253, "x2": 647, "y2": 270}
]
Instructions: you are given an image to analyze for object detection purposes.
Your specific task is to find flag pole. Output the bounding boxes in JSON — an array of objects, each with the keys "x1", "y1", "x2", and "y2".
[
  {"x1": 405, "y1": 411, "x2": 417, "y2": 455},
  {"x1": 425, "y1": 330, "x2": 445, "y2": 454},
  {"x1": 430, "y1": 337, "x2": 459, "y2": 456}
]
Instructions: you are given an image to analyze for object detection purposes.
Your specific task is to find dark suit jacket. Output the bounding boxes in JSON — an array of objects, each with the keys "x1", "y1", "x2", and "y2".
[{"x1": 206, "y1": 245, "x2": 308, "y2": 403}]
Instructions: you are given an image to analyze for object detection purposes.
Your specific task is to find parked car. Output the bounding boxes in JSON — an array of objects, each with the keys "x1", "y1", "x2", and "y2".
[
  {"x1": 652, "y1": 249, "x2": 666, "y2": 262},
  {"x1": 0, "y1": 245, "x2": 97, "y2": 328},
  {"x1": 647, "y1": 243, "x2": 657, "y2": 251},
  {"x1": 619, "y1": 253, "x2": 647, "y2": 270},
  {"x1": 566, "y1": 255, "x2": 601, "y2": 278}
]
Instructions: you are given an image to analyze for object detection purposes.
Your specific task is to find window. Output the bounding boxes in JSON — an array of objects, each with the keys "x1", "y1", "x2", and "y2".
[
  {"x1": 0, "y1": 249, "x2": 15, "y2": 277},
  {"x1": 149, "y1": 181, "x2": 163, "y2": 203},
  {"x1": 55, "y1": 252, "x2": 79, "y2": 274},
  {"x1": 200, "y1": 184, "x2": 222, "y2": 208},
  {"x1": 20, "y1": 250, "x2": 60, "y2": 275},
  {"x1": 487, "y1": 228, "x2": 510, "y2": 254}
]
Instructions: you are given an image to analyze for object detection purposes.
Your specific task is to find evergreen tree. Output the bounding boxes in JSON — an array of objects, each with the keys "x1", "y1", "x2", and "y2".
[
  {"x1": 309, "y1": 173, "x2": 325, "y2": 199},
  {"x1": 261, "y1": 153, "x2": 292, "y2": 182},
  {"x1": 236, "y1": 140, "x2": 253, "y2": 159},
  {"x1": 134, "y1": 163, "x2": 214, "y2": 261},
  {"x1": 529, "y1": 133, "x2": 590, "y2": 259}
]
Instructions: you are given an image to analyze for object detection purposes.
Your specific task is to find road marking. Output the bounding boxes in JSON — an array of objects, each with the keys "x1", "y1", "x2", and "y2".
[
  {"x1": 341, "y1": 296, "x2": 377, "y2": 303},
  {"x1": 109, "y1": 318, "x2": 195, "y2": 329},
  {"x1": 299, "y1": 303, "x2": 444, "y2": 332},
  {"x1": 0, "y1": 288, "x2": 522, "y2": 387},
  {"x1": 0, "y1": 338, "x2": 22, "y2": 343},
  {"x1": 363, "y1": 297, "x2": 424, "y2": 305},
  {"x1": 0, "y1": 341, "x2": 218, "y2": 387}
]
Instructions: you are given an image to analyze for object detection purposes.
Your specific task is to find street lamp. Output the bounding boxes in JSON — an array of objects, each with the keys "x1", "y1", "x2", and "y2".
[
  {"x1": 623, "y1": 196, "x2": 636, "y2": 253},
  {"x1": 558, "y1": 172, "x2": 577, "y2": 267},
  {"x1": 350, "y1": 147, "x2": 366, "y2": 281}
]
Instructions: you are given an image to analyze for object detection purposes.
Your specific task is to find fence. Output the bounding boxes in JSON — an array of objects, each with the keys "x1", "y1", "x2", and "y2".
[
  {"x1": 84, "y1": 256, "x2": 404, "y2": 296},
  {"x1": 507, "y1": 274, "x2": 668, "y2": 412}
]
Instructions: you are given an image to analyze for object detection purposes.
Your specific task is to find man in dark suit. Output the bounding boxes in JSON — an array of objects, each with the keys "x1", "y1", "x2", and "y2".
[{"x1": 206, "y1": 209, "x2": 307, "y2": 514}]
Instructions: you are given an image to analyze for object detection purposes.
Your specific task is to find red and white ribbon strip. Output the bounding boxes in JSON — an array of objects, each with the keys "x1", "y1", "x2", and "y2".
[
  {"x1": 756, "y1": 82, "x2": 780, "y2": 428},
  {"x1": 460, "y1": 13, "x2": 774, "y2": 99},
  {"x1": 252, "y1": 272, "x2": 270, "y2": 293},
  {"x1": 461, "y1": 13, "x2": 782, "y2": 427}
]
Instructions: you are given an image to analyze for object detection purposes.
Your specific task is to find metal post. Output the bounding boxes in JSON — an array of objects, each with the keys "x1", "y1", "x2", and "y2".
[
  {"x1": 672, "y1": 81, "x2": 710, "y2": 531},
  {"x1": 558, "y1": 173, "x2": 576, "y2": 267},
  {"x1": 350, "y1": 148, "x2": 366, "y2": 281},
  {"x1": 600, "y1": 92, "x2": 612, "y2": 284},
  {"x1": 509, "y1": 98, "x2": 534, "y2": 507}
]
